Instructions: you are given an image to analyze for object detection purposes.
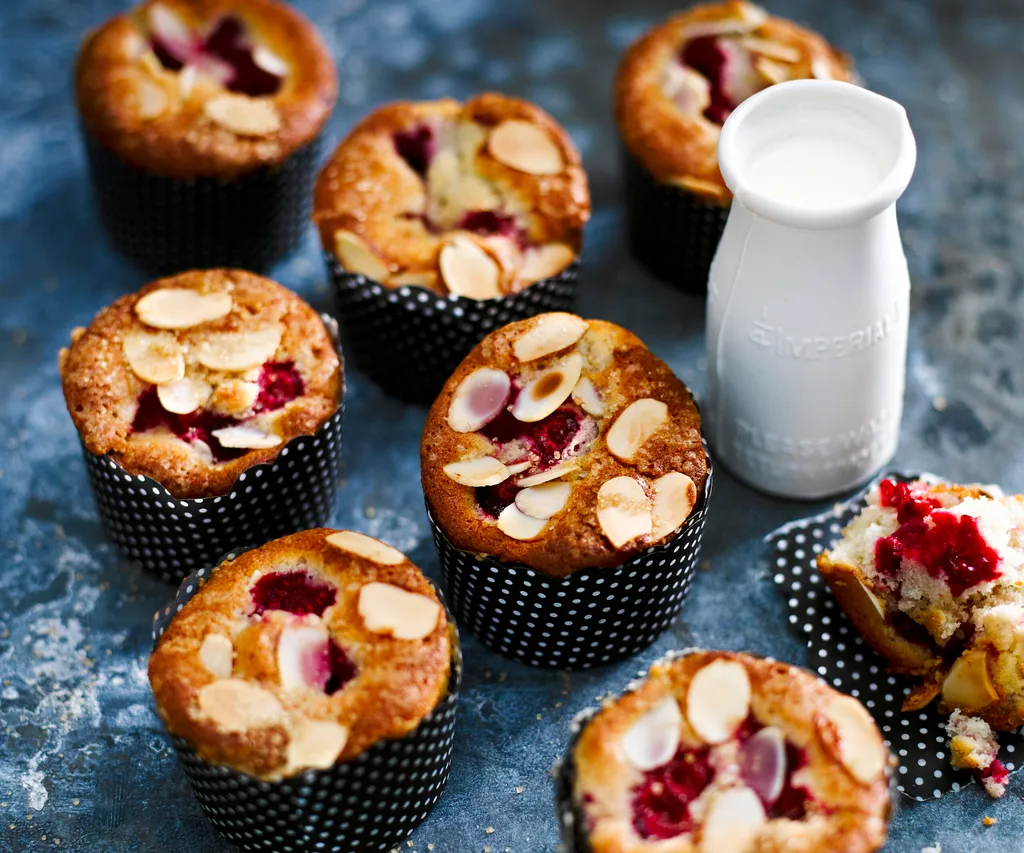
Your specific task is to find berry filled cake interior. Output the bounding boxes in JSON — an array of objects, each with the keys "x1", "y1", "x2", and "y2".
[
  {"x1": 422, "y1": 313, "x2": 707, "y2": 575},
  {"x1": 567, "y1": 651, "x2": 890, "y2": 853},
  {"x1": 59, "y1": 269, "x2": 342, "y2": 498},
  {"x1": 148, "y1": 529, "x2": 452, "y2": 780},
  {"x1": 314, "y1": 94, "x2": 590, "y2": 299}
]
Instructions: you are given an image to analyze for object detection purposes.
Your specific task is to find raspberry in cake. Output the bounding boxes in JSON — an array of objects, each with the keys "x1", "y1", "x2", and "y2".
[
  {"x1": 421, "y1": 313, "x2": 707, "y2": 576},
  {"x1": 148, "y1": 528, "x2": 453, "y2": 780},
  {"x1": 561, "y1": 650, "x2": 891, "y2": 853},
  {"x1": 313, "y1": 94, "x2": 590, "y2": 299},
  {"x1": 59, "y1": 269, "x2": 342, "y2": 499}
]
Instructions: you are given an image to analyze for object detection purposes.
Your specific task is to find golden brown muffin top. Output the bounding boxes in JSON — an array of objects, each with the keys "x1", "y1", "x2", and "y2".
[
  {"x1": 59, "y1": 269, "x2": 342, "y2": 499},
  {"x1": 76, "y1": 0, "x2": 338, "y2": 178},
  {"x1": 313, "y1": 93, "x2": 591, "y2": 299},
  {"x1": 421, "y1": 314, "x2": 706, "y2": 577},
  {"x1": 571, "y1": 650, "x2": 891, "y2": 853},
  {"x1": 614, "y1": 1, "x2": 854, "y2": 203},
  {"x1": 149, "y1": 529, "x2": 453, "y2": 780}
]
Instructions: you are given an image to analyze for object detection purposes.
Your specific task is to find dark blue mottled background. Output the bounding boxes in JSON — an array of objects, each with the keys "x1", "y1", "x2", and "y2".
[{"x1": 2, "y1": 0, "x2": 1023, "y2": 850}]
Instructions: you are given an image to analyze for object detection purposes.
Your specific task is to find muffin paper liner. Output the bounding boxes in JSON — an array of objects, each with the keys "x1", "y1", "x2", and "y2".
[
  {"x1": 428, "y1": 449, "x2": 713, "y2": 669},
  {"x1": 325, "y1": 252, "x2": 579, "y2": 405},
  {"x1": 82, "y1": 127, "x2": 323, "y2": 275},
  {"x1": 622, "y1": 149, "x2": 729, "y2": 296},
  {"x1": 152, "y1": 547, "x2": 462, "y2": 853},
  {"x1": 769, "y1": 470, "x2": 1024, "y2": 801},
  {"x1": 82, "y1": 316, "x2": 344, "y2": 584}
]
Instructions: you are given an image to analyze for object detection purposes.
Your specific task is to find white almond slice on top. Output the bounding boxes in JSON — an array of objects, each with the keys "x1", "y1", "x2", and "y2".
[
  {"x1": 252, "y1": 45, "x2": 289, "y2": 77},
  {"x1": 572, "y1": 376, "x2": 603, "y2": 417},
  {"x1": 488, "y1": 120, "x2": 564, "y2": 175},
  {"x1": 208, "y1": 378, "x2": 260, "y2": 417},
  {"x1": 698, "y1": 787, "x2": 766, "y2": 853},
  {"x1": 198, "y1": 633, "x2": 234, "y2": 679},
  {"x1": 606, "y1": 398, "x2": 669, "y2": 462},
  {"x1": 358, "y1": 582, "x2": 442, "y2": 641},
  {"x1": 443, "y1": 456, "x2": 510, "y2": 487},
  {"x1": 512, "y1": 313, "x2": 588, "y2": 363},
  {"x1": 596, "y1": 477, "x2": 652, "y2": 549},
  {"x1": 136, "y1": 79, "x2": 169, "y2": 120},
  {"x1": 277, "y1": 624, "x2": 329, "y2": 692},
  {"x1": 334, "y1": 230, "x2": 391, "y2": 282},
  {"x1": 123, "y1": 330, "x2": 185, "y2": 384},
  {"x1": 197, "y1": 679, "x2": 285, "y2": 732},
  {"x1": 754, "y1": 56, "x2": 790, "y2": 85},
  {"x1": 211, "y1": 426, "x2": 282, "y2": 449},
  {"x1": 177, "y1": 64, "x2": 198, "y2": 99},
  {"x1": 740, "y1": 36, "x2": 802, "y2": 63},
  {"x1": 287, "y1": 720, "x2": 348, "y2": 772},
  {"x1": 157, "y1": 376, "x2": 212, "y2": 415},
  {"x1": 686, "y1": 659, "x2": 751, "y2": 744},
  {"x1": 941, "y1": 649, "x2": 999, "y2": 713},
  {"x1": 820, "y1": 695, "x2": 886, "y2": 783},
  {"x1": 204, "y1": 94, "x2": 281, "y2": 136},
  {"x1": 325, "y1": 530, "x2": 405, "y2": 566},
  {"x1": 194, "y1": 324, "x2": 283, "y2": 372},
  {"x1": 651, "y1": 472, "x2": 698, "y2": 540},
  {"x1": 515, "y1": 481, "x2": 571, "y2": 520},
  {"x1": 811, "y1": 57, "x2": 834, "y2": 81},
  {"x1": 390, "y1": 270, "x2": 438, "y2": 289},
  {"x1": 148, "y1": 3, "x2": 191, "y2": 54},
  {"x1": 622, "y1": 696, "x2": 683, "y2": 771},
  {"x1": 680, "y1": 17, "x2": 760, "y2": 40},
  {"x1": 447, "y1": 368, "x2": 511, "y2": 433},
  {"x1": 135, "y1": 288, "x2": 233, "y2": 329},
  {"x1": 439, "y1": 238, "x2": 501, "y2": 300},
  {"x1": 505, "y1": 460, "x2": 532, "y2": 476},
  {"x1": 519, "y1": 244, "x2": 576, "y2": 285},
  {"x1": 496, "y1": 503, "x2": 548, "y2": 541},
  {"x1": 511, "y1": 352, "x2": 584, "y2": 423},
  {"x1": 515, "y1": 459, "x2": 579, "y2": 488}
]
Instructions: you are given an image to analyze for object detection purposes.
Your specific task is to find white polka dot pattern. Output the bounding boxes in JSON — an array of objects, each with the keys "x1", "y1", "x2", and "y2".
[
  {"x1": 151, "y1": 551, "x2": 462, "y2": 853},
  {"x1": 429, "y1": 454, "x2": 712, "y2": 669},
  {"x1": 326, "y1": 253, "x2": 578, "y2": 404},
  {"x1": 769, "y1": 471, "x2": 1024, "y2": 801},
  {"x1": 82, "y1": 404, "x2": 344, "y2": 584}
]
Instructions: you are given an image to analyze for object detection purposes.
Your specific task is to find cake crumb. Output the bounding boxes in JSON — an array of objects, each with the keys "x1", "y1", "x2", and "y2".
[
  {"x1": 921, "y1": 846, "x2": 941, "y2": 853},
  {"x1": 514, "y1": 786, "x2": 524, "y2": 794},
  {"x1": 485, "y1": 827, "x2": 494, "y2": 835},
  {"x1": 427, "y1": 846, "x2": 434, "y2": 851},
  {"x1": 932, "y1": 396, "x2": 948, "y2": 411},
  {"x1": 946, "y1": 711, "x2": 1008, "y2": 798},
  {"x1": 983, "y1": 816, "x2": 997, "y2": 826}
]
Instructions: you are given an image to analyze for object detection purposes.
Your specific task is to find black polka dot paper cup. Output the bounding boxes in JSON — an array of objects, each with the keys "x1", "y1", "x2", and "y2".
[
  {"x1": 151, "y1": 553, "x2": 462, "y2": 853},
  {"x1": 427, "y1": 452, "x2": 713, "y2": 669},
  {"x1": 82, "y1": 128, "x2": 323, "y2": 275},
  {"x1": 622, "y1": 150, "x2": 729, "y2": 296},
  {"x1": 81, "y1": 315, "x2": 344, "y2": 584},
  {"x1": 325, "y1": 252, "x2": 579, "y2": 405}
]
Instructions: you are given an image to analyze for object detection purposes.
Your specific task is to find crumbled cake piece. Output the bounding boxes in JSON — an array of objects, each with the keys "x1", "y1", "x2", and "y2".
[{"x1": 946, "y1": 710, "x2": 1009, "y2": 799}]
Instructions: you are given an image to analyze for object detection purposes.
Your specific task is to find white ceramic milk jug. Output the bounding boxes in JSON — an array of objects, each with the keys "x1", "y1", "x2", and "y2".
[{"x1": 705, "y1": 80, "x2": 917, "y2": 499}]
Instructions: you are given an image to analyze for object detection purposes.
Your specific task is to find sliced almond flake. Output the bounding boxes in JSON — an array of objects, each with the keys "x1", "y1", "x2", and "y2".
[
  {"x1": 667, "y1": 174, "x2": 730, "y2": 202},
  {"x1": 276, "y1": 624, "x2": 329, "y2": 692},
  {"x1": 698, "y1": 787, "x2": 766, "y2": 853},
  {"x1": 662, "y1": 63, "x2": 711, "y2": 115},
  {"x1": 205, "y1": 94, "x2": 281, "y2": 137},
  {"x1": 443, "y1": 456, "x2": 510, "y2": 487},
  {"x1": 157, "y1": 376, "x2": 211, "y2": 415},
  {"x1": 505, "y1": 460, "x2": 532, "y2": 475},
  {"x1": 197, "y1": 679, "x2": 284, "y2": 731},
  {"x1": 515, "y1": 481, "x2": 571, "y2": 520},
  {"x1": 208, "y1": 378, "x2": 260, "y2": 417},
  {"x1": 191, "y1": 439, "x2": 214, "y2": 463},
  {"x1": 390, "y1": 270, "x2": 438, "y2": 289},
  {"x1": 178, "y1": 64, "x2": 198, "y2": 99},
  {"x1": 512, "y1": 313, "x2": 588, "y2": 362},
  {"x1": 194, "y1": 325, "x2": 282, "y2": 372},
  {"x1": 325, "y1": 530, "x2": 405, "y2": 566},
  {"x1": 515, "y1": 459, "x2": 579, "y2": 488},
  {"x1": 519, "y1": 244, "x2": 576, "y2": 285},
  {"x1": 651, "y1": 472, "x2": 697, "y2": 540},
  {"x1": 198, "y1": 633, "x2": 233, "y2": 679},
  {"x1": 754, "y1": 56, "x2": 790, "y2": 85},
  {"x1": 358, "y1": 582, "x2": 442, "y2": 640},
  {"x1": 135, "y1": 288, "x2": 233, "y2": 329},
  {"x1": 211, "y1": 425, "x2": 282, "y2": 449},
  {"x1": 136, "y1": 79, "x2": 169, "y2": 120},
  {"x1": 686, "y1": 659, "x2": 751, "y2": 744},
  {"x1": 139, "y1": 50, "x2": 164, "y2": 77},
  {"x1": 334, "y1": 230, "x2": 390, "y2": 282},
  {"x1": 287, "y1": 720, "x2": 348, "y2": 772},
  {"x1": 447, "y1": 368, "x2": 511, "y2": 433},
  {"x1": 148, "y1": 3, "x2": 192, "y2": 54},
  {"x1": 572, "y1": 376, "x2": 603, "y2": 417},
  {"x1": 439, "y1": 238, "x2": 501, "y2": 300},
  {"x1": 123, "y1": 330, "x2": 185, "y2": 384},
  {"x1": 741, "y1": 36, "x2": 802, "y2": 63},
  {"x1": 680, "y1": 16, "x2": 760, "y2": 41},
  {"x1": 488, "y1": 120, "x2": 565, "y2": 175},
  {"x1": 855, "y1": 576, "x2": 887, "y2": 621},
  {"x1": 941, "y1": 649, "x2": 999, "y2": 713},
  {"x1": 496, "y1": 503, "x2": 548, "y2": 541},
  {"x1": 821, "y1": 695, "x2": 886, "y2": 783},
  {"x1": 252, "y1": 45, "x2": 288, "y2": 77},
  {"x1": 622, "y1": 697, "x2": 682, "y2": 771},
  {"x1": 811, "y1": 57, "x2": 834, "y2": 81},
  {"x1": 511, "y1": 352, "x2": 584, "y2": 423},
  {"x1": 596, "y1": 477, "x2": 652, "y2": 549},
  {"x1": 606, "y1": 398, "x2": 669, "y2": 462}
]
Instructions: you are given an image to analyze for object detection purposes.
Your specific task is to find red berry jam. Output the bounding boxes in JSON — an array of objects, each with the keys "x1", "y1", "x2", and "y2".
[
  {"x1": 680, "y1": 36, "x2": 734, "y2": 124},
  {"x1": 476, "y1": 479, "x2": 522, "y2": 520},
  {"x1": 631, "y1": 748, "x2": 713, "y2": 840},
  {"x1": 250, "y1": 571, "x2": 337, "y2": 618},
  {"x1": 875, "y1": 511, "x2": 1002, "y2": 598},
  {"x1": 878, "y1": 479, "x2": 943, "y2": 523},
  {"x1": 253, "y1": 361, "x2": 305, "y2": 413},
  {"x1": 981, "y1": 758, "x2": 1009, "y2": 789},
  {"x1": 393, "y1": 125, "x2": 436, "y2": 176},
  {"x1": 324, "y1": 638, "x2": 358, "y2": 695}
]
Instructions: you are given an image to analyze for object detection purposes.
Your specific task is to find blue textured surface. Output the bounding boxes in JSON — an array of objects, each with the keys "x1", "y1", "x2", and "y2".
[{"x1": 1, "y1": 0, "x2": 1023, "y2": 850}]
